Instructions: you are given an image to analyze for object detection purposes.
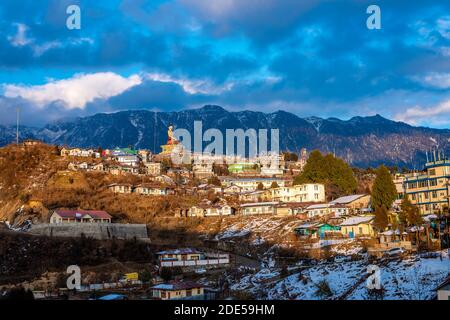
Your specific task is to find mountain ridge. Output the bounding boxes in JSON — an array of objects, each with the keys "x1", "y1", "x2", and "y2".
[{"x1": 1, "y1": 105, "x2": 449, "y2": 168}]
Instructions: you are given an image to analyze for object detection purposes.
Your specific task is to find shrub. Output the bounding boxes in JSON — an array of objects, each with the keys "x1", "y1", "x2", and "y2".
[{"x1": 315, "y1": 279, "x2": 333, "y2": 298}]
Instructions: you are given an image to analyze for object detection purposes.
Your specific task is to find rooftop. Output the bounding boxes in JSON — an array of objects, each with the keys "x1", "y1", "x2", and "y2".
[
  {"x1": 240, "y1": 201, "x2": 279, "y2": 207},
  {"x1": 340, "y1": 215, "x2": 374, "y2": 226},
  {"x1": 156, "y1": 248, "x2": 203, "y2": 255},
  {"x1": 54, "y1": 209, "x2": 112, "y2": 220},
  {"x1": 330, "y1": 194, "x2": 368, "y2": 204},
  {"x1": 151, "y1": 281, "x2": 204, "y2": 291}
]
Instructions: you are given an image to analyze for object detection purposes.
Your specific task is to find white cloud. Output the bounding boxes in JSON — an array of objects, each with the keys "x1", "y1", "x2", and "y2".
[
  {"x1": 394, "y1": 100, "x2": 450, "y2": 126},
  {"x1": 412, "y1": 72, "x2": 450, "y2": 89},
  {"x1": 8, "y1": 23, "x2": 32, "y2": 47},
  {"x1": 7, "y1": 23, "x2": 94, "y2": 57},
  {"x1": 437, "y1": 16, "x2": 450, "y2": 39},
  {"x1": 3, "y1": 72, "x2": 142, "y2": 109},
  {"x1": 145, "y1": 72, "x2": 233, "y2": 94}
]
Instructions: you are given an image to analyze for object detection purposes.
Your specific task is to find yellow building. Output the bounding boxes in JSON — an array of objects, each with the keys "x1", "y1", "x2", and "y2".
[
  {"x1": 339, "y1": 216, "x2": 375, "y2": 238},
  {"x1": 404, "y1": 157, "x2": 450, "y2": 215},
  {"x1": 151, "y1": 281, "x2": 204, "y2": 300}
]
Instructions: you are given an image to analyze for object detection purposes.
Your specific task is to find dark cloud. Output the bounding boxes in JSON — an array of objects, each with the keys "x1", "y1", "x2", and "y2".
[{"x1": 1, "y1": 0, "x2": 450, "y2": 127}]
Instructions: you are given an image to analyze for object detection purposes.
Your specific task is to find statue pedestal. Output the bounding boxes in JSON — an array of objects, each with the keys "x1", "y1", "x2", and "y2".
[{"x1": 160, "y1": 143, "x2": 177, "y2": 155}]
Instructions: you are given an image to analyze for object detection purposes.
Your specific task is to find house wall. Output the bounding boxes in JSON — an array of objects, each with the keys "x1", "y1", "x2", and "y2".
[
  {"x1": 160, "y1": 253, "x2": 203, "y2": 261},
  {"x1": 153, "y1": 287, "x2": 204, "y2": 300},
  {"x1": 341, "y1": 223, "x2": 374, "y2": 237},
  {"x1": 271, "y1": 184, "x2": 325, "y2": 203},
  {"x1": 438, "y1": 288, "x2": 450, "y2": 300},
  {"x1": 50, "y1": 213, "x2": 111, "y2": 224},
  {"x1": 242, "y1": 205, "x2": 275, "y2": 215},
  {"x1": 404, "y1": 159, "x2": 450, "y2": 215},
  {"x1": 345, "y1": 195, "x2": 371, "y2": 210}
]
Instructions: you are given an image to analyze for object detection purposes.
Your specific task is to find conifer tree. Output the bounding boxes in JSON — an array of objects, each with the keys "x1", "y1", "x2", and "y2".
[
  {"x1": 399, "y1": 196, "x2": 422, "y2": 227},
  {"x1": 294, "y1": 150, "x2": 356, "y2": 198},
  {"x1": 371, "y1": 165, "x2": 397, "y2": 210},
  {"x1": 373, "y1": 206, "x2": 389, "y2": 231}
]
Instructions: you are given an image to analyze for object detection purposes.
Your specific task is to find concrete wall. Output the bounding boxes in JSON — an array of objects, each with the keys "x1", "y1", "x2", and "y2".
[{"x1": 29, "y1": 223, "x2": 149, "y2": 240}]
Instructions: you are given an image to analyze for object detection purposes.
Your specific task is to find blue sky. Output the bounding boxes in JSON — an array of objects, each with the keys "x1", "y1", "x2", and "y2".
[{"x1": 1, "y1": 0, "x2": 450, "y2": 128}]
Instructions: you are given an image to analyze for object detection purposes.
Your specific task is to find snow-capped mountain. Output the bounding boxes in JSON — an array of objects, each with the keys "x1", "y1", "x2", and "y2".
[{"x1": 1, "y1": 105, "x2": 449, "y2": 168}]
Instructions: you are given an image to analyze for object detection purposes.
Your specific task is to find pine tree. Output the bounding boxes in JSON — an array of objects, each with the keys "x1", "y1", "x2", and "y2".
[
  {"x1": 294, "y1": 150, "x2": 326, "y2": 184},
  {"x1": 400, "y1": 196, "x2": 422, "y2": 226},
  {"x1": 371, "y1": 165, "x2": 397, "y2": 210},
  {"x1": 373, "y1": 206, "x2": 389, "y2": 231},
  {"x1": 294, "y1": 150, "x2": 356, "y2": 198}
]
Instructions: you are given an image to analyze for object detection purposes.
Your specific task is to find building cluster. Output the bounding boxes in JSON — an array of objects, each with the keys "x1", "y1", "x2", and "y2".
[
  {"x1": 56, "y1": 141, "x2": 449, "y2": 251},
  {"x1": 400, "y1": 156, "x2": 450, "y2": 215}
]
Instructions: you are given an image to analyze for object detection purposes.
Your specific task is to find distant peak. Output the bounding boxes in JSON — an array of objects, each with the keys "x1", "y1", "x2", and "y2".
[
  {"x1": 199, "y1": 105, "x2": 227, "y2": 112},
  {"x1": 348, "y1": 113, "x2": 390, "y2": 123}
]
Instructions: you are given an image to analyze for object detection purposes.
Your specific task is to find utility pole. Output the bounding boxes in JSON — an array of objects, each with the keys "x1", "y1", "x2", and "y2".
[{"x1": 16, "y1": 107, "x2": 20, "y2": 145}]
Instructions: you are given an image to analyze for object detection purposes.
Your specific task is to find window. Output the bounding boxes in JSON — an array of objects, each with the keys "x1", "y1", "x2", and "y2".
[
  {"x1": 314, "y1": 194, "x2": 319, "y2": 199},
  {"x1": 429, "y1": 169, "x2": 436, "y2": 176},
  {"x1": 432, "y1": 191, "x2": 437, "y2": 198},
  {"x1": 314, "y1": 185, "x2": 318, "y2": 190},
  {"x1": 359, "y1": 227, "x2": 363, "y2": 234},
  {"x1": 424, "y1": 192, "x2": 429, "y2": 199},
  {"x1": 186, "y1": 289, "x2": 192, "y2": 297},
  {"x1": 411, "y1": 194, "x2": 416, "y2": 200}
]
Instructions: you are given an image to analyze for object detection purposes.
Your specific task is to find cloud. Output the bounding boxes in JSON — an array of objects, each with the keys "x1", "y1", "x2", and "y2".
[
  {"x1": 412, "y1": 72, "x2": 450, "y2": 89},
  {"x1": 3, "y1": 72, "x2": 142, "y2": 109},
  {"x1": 394, "y1": 100, "x2": 450, "y2": 126},
  {"x1": 145, "y1": 72, "x2": 233, "y2": 94},
  {"x1": 8, "y1": 23, "x2": 32, "y2": 47}
]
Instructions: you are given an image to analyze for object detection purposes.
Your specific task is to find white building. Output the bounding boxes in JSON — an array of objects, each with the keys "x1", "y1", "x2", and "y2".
[
  {"x1": 117, "y1": 154, "x2": 139, "y2": 167},
  {"x1": 271, "y1": 183, "x2": 325, "y2": 203},
  {"x1": 240, "y1": 202, "x2": 278, "y2": 215},
  {"x1": 306, "y1": 203, "x2": 349, "y2": 219},
  {"x1": 220, "y1": 177, "x2": 286, "y2": 192}
]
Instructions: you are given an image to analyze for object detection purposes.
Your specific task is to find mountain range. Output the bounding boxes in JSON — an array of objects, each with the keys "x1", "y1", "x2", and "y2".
[{"x1": 1, "y1": 105, "x2": 449, "y2": 168}]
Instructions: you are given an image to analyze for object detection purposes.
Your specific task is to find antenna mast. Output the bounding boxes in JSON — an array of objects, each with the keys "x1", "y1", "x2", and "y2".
[
  {"x1": 153, "y1": 111, "x2": 157, "y2": 153},
  {"x1": 16, "y1": 107, "x2": 20, "y2": 145}
]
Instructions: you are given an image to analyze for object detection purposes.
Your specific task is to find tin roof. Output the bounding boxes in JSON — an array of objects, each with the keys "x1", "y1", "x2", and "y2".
[
  {"x1": 156, "y1": 248, "x2": 203, "y2": 255},
  {"x1": 339, "y1": 215, "x2": 374, "y2": 226},
  {"x1": 151, "y1": 281, "x2": 204, "y2": 291},
  {"x1": 329, "y1": 194, "x2": 368, "y2": 204},
  {"x1": 54, "y1": 209, "x2": 112, "y2": 219}
]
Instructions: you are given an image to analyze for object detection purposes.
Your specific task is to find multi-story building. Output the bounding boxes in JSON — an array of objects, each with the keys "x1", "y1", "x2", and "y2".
[
  {"x1": 220, "y1": 177, "x2": 286, "y2": 192},
  {"x1": 404, "y1": 156, "x2": 450, "y2": 215},
  {"x1": 270, "y1": 183, "x2": 325, "y2": 203},
  {"x1": 144, "y1": 162, "x2": 163, "y2": 176},
  {"x1": 240, "y1": 202, "x2": 278, "y2": 215}
]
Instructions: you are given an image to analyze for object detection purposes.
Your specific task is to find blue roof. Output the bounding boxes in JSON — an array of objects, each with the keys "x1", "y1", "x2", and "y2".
[{"x1": 98, "y1": 294, "x2": 127, "y2": 300}]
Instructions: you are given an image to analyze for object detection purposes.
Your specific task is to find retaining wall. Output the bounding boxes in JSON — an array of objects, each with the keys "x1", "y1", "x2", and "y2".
[{"x1": 29, "y1": 223, "x2": 149, "y2": 240}]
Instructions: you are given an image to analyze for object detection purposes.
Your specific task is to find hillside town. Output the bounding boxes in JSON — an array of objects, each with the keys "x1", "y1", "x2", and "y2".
[{"x1": 0, "y1": 132, "x2": 449, "y2": 301}]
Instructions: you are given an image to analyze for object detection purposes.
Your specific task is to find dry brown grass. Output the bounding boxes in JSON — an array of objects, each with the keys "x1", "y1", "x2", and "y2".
[{"x1": 0, "y1": 143, "x2": 202, "y2": 224}]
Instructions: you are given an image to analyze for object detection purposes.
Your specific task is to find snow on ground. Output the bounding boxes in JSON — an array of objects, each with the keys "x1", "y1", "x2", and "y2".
[
  {"x1": 229, "y1": 251, "x2": 450, "y2": 300},
  {"x1": 331, "y1": 239, "x2": 363, "y2": 255},
  {"x1": 214, "y1": 217, "x2": 295, "y2": 242},
  {"x1": 216, "y1": 227, "x2": 251, "y2": 240},
  {"x1": 348, "y1": 251, "x2": 450, "y2": 300},
  {"x1": 266, "y1": 260, "x2": 367, "y2": 300}
]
